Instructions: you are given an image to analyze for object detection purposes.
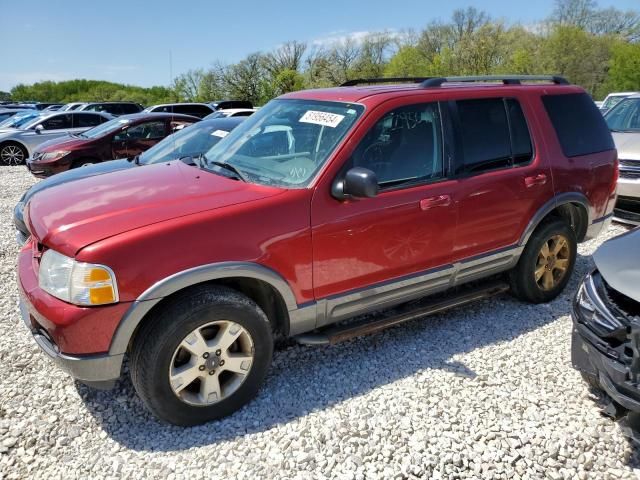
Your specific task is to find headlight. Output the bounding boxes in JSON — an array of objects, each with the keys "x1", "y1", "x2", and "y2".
[
  {"x1": 577, "y1": 283, "x2": 595, "y2": 313},
  {"x1": 39, "y1": 150, "x2": 70, "y2": 162},
  {"x1": 39, "y1": 250, "x2": 119, "y2": 306}
]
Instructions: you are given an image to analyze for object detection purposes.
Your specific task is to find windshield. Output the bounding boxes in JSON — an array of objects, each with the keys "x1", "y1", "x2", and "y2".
[
  {"x1": 0, "y1": 111, "x2": 41, "y2": 129},
  {"x1": 204, "y1": 99, "x2": 363, "y2": 188},
  {"x1": 603, "y1": 95, "x2": 628, "y2": 110},
  {"x1": 605, "y1": 98, "x2": 640, "y2": 132},
  {"x1": 140, "y1": 121, "x2": 236, "y2": 164},
  {"x1": 80, "y1": 117, "x2": 131, "y2": 138}
]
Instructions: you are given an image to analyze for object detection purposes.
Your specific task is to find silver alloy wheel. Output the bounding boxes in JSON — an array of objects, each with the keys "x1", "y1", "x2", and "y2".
[
  {"x1": 169, "y1": 320, "x2": 255, "y2": 406},
  {"x1": 0, "y1": 145, "x2": 25, "y2": 165}
]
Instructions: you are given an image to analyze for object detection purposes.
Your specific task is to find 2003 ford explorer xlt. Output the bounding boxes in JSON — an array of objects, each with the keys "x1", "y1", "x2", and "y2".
[{"x1": 18, "y1": 76, "x2": 618, "y2": 425}]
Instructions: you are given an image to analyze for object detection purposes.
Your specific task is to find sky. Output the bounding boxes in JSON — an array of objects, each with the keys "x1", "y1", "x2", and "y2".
[{"x1": 1, "y1": 0, "x2": 637, "y2": 92}]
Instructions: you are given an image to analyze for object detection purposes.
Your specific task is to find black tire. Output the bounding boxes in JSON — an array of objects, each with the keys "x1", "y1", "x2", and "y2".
[
  {"x1": 0, "y1": 142, "x2": 27, "y2": 166},
  {"x1": 129, "y1": 285, "x2": 273, "y2": 426},
  {"x1": 509, "y1": 218, "x2": 577, "y2": 303}
]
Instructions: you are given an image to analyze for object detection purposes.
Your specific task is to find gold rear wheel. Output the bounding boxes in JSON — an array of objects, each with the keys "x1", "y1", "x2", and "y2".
[{"x1": 535, "y1": 234, "x2": 571, "y2": 291}]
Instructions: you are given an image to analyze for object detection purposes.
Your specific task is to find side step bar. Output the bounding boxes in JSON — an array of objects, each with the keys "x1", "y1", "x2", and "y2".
[{"x1": 294, "y1": 281, "x2": 510, "y2": 345}]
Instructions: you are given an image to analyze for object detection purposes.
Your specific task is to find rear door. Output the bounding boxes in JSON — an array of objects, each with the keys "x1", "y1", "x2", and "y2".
[{"x1": 449, "y1": 96, "x2": 553, "y2": 261}]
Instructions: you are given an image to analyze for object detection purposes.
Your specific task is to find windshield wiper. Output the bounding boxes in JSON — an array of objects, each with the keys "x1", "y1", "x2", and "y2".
[{"x1": 206, "y1": 157, "x2": 248, "y2": 182}]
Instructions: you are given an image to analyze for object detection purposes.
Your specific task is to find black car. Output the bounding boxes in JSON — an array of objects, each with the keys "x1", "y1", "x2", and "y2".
[
  {"x1": 572, "y1": 228, "x2": 640, "y2": 420},
  {"x1": 210, "y1": 100, "x2": 253, "y2": 111},
  {"x1": 79, "y1": 102, "x2": 144, "y2": 116},
  {"x1": 14, "y1": 116, "x2": 245, "y2": 243}
]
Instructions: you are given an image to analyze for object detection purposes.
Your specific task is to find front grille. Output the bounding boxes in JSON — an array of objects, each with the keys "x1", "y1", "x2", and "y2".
[
  {"x1": 620, "y1": 159, "x2": 640, "y2": 168},
  {"x1": 620, "y1": 170, "x2": 640, "y2": 180},
  {"x1": 602, "y1": 276, "x2": 640, "y2": 319}
]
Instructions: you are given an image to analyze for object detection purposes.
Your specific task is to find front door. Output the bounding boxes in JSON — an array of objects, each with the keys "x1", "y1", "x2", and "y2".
[{"x1": 311, "y1": 100, "x2": 458, "y2": 324}]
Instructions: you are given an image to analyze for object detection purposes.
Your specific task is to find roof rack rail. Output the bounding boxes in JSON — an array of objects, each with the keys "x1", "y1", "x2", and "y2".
[
  {"x1": 341, "y1": 77, "x2": 434, "y2": 87},
  {"x1": 420, "y1": 75, "x2": 570, "y2": 88}
]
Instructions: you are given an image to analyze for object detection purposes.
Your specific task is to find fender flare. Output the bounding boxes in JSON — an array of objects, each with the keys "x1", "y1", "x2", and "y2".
[
  {"x1": 518, "y1": 192, "x2": 591, "y2": 247},
  {"x1": 108, "y1": 262, "x2": 299, "y2": 356}
]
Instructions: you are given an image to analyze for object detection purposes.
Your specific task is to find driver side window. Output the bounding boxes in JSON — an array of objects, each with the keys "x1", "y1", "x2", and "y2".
[{"x1": 353, "y1": 103, "x2": 443, "y2": 188}]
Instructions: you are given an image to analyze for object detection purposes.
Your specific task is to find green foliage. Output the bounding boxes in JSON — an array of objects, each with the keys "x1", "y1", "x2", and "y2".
[
  {"x1": 0, "y1": 91, "x2": 11, "y2": 101},
  {"x1": 604, "y1": 41, "x2": 640, "y2": 93},
  {"x1": 10, "y1": 79, "x2": 174, "y2": 106}
]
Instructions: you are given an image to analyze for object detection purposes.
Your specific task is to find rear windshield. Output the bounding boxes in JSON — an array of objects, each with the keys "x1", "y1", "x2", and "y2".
[{"x1": 542, "y1": 93, "x2": 614, "y2": 157}]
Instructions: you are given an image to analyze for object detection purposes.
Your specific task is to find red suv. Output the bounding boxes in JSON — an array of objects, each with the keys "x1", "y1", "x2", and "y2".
[{"x1": 18, "y1": 76, "x2": 617, "y2": 425}]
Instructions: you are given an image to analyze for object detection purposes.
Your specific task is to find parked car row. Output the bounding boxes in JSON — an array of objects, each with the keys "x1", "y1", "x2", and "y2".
[
  {"x1": 14, "y1": 75, "x2": 625, "y2": 427},
  {"x1": 0, "y1": 100, "x2": 255, "y2": 167}
]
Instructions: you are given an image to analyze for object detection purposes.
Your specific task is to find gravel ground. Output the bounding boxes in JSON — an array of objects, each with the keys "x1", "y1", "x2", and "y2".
[{"x1": 0, "y1": 164, "x2": 639, "y2": 479}]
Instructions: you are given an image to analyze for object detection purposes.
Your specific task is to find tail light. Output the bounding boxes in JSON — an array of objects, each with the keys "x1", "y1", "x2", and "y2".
[{"x1": 612, "y1": 153, "x2": 619, "y2": 194}]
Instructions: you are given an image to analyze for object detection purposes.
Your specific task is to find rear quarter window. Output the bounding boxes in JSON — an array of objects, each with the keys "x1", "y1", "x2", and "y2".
[{"x1": 542, "y1": 92, "x2": 614, "y2": 157}]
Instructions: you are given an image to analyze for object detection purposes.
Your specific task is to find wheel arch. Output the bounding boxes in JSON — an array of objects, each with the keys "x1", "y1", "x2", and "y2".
[
  {"x1": 109, "y1": 262, "x2": 301, "y2": 357},
  {"x1": 519, "y1": 193, "x2": 591, "y2": 247}
]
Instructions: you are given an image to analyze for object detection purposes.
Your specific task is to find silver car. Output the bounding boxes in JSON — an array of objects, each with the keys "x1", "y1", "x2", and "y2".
[
  {"x1": 604, "y1": 94, "x2": 640, "y2": 225},
  {"x1": 0, "y1": 111, "x2": 113, "y2": 165}
]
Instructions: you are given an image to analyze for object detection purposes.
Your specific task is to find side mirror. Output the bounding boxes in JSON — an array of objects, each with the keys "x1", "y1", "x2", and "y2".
[
  {"x1": 332, "y1": 167, "x2": 379, "y2": 200},
  {"x1": 34, "y1": 125, "x2": 43, "y2": 134}
]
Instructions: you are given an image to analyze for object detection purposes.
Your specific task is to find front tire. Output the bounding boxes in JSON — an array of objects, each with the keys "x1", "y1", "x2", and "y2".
[
  {"x1": 129, "y1": 285, "x2": 273, "y2": 426},
  {"x1": 509, "y1": 218, "x2": 577, "y2": 303}
]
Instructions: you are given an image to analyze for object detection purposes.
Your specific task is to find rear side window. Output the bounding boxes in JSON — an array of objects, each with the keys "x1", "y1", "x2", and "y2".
[
  {"x1": 455, "y1": 98, "x2": 532, "y2": 174},
  {"x1": 120, "y1": 103, "x2": 142, "y2": 114},
  {"x1": 542, "y1": 93, "x2": 614, "y2": 157},
  {"x1": 74, "y1": 113, "x2": 105, "y2": 128}
]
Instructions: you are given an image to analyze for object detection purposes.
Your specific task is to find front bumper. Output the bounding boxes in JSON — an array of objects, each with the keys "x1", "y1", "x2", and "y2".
[
  {"x1": 26, "y1": 158, "x2": 69, "y2": 178},
  {"x1": 19, "y1": 300, "x2": 123, "y2": 389},
  {"x1": 17, "y1": 244, "x2": 129, "y2": 389},
  {"x1": 571, "y1": 273, "x2": 640, "y2": 412},
  {"x1": 614, "y1": 195, "x2": 640, "y2": 226}
]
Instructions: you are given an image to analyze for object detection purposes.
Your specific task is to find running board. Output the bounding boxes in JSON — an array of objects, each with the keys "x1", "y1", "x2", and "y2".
[{"x1": 294, "y1": 281, "x2": 510, "y2": 345}]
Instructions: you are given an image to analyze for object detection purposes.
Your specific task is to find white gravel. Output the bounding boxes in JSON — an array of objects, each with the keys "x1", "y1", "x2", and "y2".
[{"x1": 0, "y1": 165, "x2": 639, "y2": 479}]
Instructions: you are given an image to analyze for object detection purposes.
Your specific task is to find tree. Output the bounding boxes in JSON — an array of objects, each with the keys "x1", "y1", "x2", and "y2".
[
  {"x1": 223, "y1": 53, "x2": 268, "y2": 105},
  {"x1": 384, "y1": 46, "x2": 431, "y2": 77},
  {"x1": 0, "y1": 91, "x2": 10, "y2": 101},
  {"x1": 603, "y1": 41, "x2": 640, "y2": 94}
]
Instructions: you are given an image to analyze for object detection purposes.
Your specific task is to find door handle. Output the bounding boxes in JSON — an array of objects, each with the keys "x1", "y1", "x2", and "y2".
[
  {"x1": 524, "y1": 173, "x2": 547, "y2": 188},
  {"x1": 420, "y1": 195, "x2": 451, "y2": 210}
]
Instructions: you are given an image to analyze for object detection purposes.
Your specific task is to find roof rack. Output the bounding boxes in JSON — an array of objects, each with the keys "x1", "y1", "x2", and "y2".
[
  {"x1": 341, "y1": 77, "x2": 434, "y2": 87},
  {"x1": 420, "y1": 75, "x2": 570, "y2": 88}
]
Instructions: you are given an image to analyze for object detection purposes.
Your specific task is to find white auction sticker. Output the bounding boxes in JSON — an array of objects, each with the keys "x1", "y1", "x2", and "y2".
[
  {"x1": 299, "y1": 110, "x2": 345, "y2": 128},
  {"x1": 211, "y1": 129, "x2": 229, "y2": 138}
]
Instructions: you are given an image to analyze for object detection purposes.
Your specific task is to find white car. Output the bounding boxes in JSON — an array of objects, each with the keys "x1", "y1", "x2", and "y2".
[
  {"x1": 204, "y1": 108, "x2": 256, "y2": 120},
  {"x1": 600, "y1": 92, "x2": 638, "y2": 115},
  {"x1": 0, "y1": 111, "x2": 112, "y2": 165},
  {"x1": 143, "y1": 102, "x2": 214, "y2": 119}
]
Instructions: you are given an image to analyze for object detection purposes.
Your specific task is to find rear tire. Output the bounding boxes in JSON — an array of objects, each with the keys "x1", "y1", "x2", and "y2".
[
  {"x1": 509, "y1": 218, "x2": 577, "y2": 303},
  {"x1": 0, "y1": 142, "x2": 27, "y2": 166},
  {"x1": 129, "y1": 285, "x2": 273, "y2": 426}
]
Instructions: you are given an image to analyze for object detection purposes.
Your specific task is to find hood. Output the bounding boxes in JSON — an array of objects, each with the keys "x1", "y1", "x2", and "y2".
[
  {"x1": 35, "y1": 134, "x2": 89, "y2": 152},
  {"x1": 612, "y1": 132, "x2": 640, "y2": 160},
  {"x1": 593, "y1": 228, "x2": 640, "y2": 303},
  {"x1": 27, "y1": 161, "x2": 284, "y2": 255},
  {"x1": 0, "y1": 127, "x2": 21, "y2": 135},
  {"x1": 21, "y1": 159, "x2": 134, "y2": 204}
]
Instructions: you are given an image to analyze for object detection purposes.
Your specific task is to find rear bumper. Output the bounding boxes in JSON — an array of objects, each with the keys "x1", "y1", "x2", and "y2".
[{"x1": 584, "y1": 213, "x2": 613, "y2": 241}]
